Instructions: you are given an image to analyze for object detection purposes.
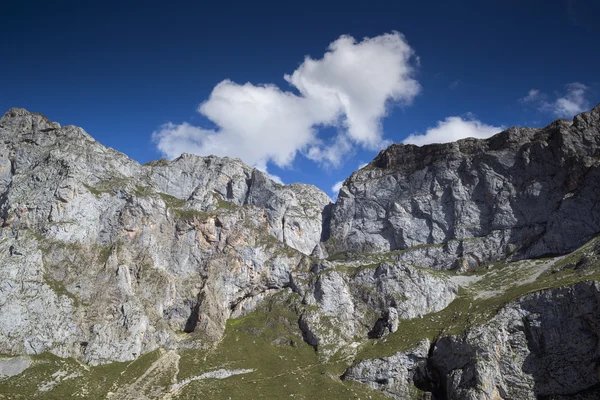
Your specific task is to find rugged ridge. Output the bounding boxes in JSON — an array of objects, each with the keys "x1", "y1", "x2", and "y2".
[
  {"x1": 327, "y1": 104, "x2": 600, "y2": 270},
  {"x1": 1, "y1": 105, "x2": 600, "y2": 399},
  {"x1": 0, "y1": 108, "x2": 329, "y2": 364}
]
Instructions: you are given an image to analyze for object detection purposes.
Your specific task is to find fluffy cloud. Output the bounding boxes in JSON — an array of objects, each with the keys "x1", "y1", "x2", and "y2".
[
  {"x1": 331, "y1": 180, "x2": 344, "y2": 198},
  {"x1": 542, "y1": 82, "x2": 589, "y2": 117},
  {"x1": 153, "y1": 32, "x2": 420, "y2": 170},
  {"x1": 403, "y1": 117, "x2": 502, "y2": 146},
  {"x1": 519, "y1": 83, "x2": 590, "y2": 118},
  {"x1": 305, "y1": 134, "x2": 354, "y2": 167},
  {"x1": 285, "y1": 33, "x2": 420, "y2": 149},
  {"x1": 520, "y1": 89, "x2": 542, "y2": 103}
]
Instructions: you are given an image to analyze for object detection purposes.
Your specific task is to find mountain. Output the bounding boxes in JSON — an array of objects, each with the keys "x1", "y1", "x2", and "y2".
[{"x1": 0, "y1": 105, "x2": 599, "y2": 399}]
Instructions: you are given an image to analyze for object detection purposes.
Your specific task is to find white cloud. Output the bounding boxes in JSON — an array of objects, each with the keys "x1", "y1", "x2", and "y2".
[
  {"x1": 254, "y1": 164, "x2": 284, "y2": 185},
  {"x1": 520, "y1": 89, "x2": 541, "y2": 103},
  {"x1": 285, "y1": 33, "x2": 420, "y2": 149},
  {"x1": 331, "y1": 180, "x2": 344, "y2": 197},
  {"x1": 541, "y1": 82, "x2": 589, "y2": 118},
  {"x1": 519, "y1": 83, "x2": 590, "y2": 118},
  {"x1": 153, "y1": 32, "x2": 420, "y2": 170},
  {"x1": 305, "y1": 134, "x2": 353, "y2": 167},
  {"x1": 403, "y1": 117, "x2": 502, "y2": 146},
  {"x1": 449, "y1": 79, "x2": 461, "y2": 90}
]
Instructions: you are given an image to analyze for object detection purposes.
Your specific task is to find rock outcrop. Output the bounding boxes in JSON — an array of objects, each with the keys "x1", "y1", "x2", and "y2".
[
  {"x1": 0, "y1": 108, "x2": 326, "y2": 364},
  {"x1": 327, "y1": 104, "x2": 600, "y2": 270},
  {"x1": 1, "y1": 105, "x2": 600, "y2": 399},
  {"x1": 423, "y1": 281, "x2": 600, "y2": 399},
  {"x1": 297, "y1": 262, "x2": 457, "y2": 356},
  {"x1": 343, "y1": 340, "x2": 430, "y2": 399}
]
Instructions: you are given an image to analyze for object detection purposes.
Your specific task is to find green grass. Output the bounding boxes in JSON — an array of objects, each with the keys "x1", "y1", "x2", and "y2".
[
  {"x1": 132, "y1": 185, "x2": 153, "y2": 197},
  {"x1": 327, "y1": 242, "x2": 445, "y2": 264},
  {"x1": 175, "y1": 292, "x2": 390, "y2": 400},
  {"x1": 82, "y1": 177, "x2": 131, "y2": 197},
  {"x1": 158, "y1": 193, "x2": 187, "y2": 209},
  {"x1": 173, "y1": 208, "x2": 212, "y2": 222},
  {"x1": 0, "y1": 293, "x2": 389, "y2": 400},
  {"x1": 157, "y1": 192, "x2": 214, "y2": 222},
  {"x1": 0, "y1": 351, "x2": 163, "y2": 400},
  {"x1": 42, "y1": 275, "x2": 80, "y2": 307},
  {"x1": 216, "y1": 198, "x2": 238, "y2": 210},
  {"x1": 4, "y1": 232, "x2": 600, "y2": 399},
  {"x1": 82, "y1": 183, "x2": 107, "y2": 197},
  {"x1": 355, "y1": 236, "x2": 600, "y2": 361}
]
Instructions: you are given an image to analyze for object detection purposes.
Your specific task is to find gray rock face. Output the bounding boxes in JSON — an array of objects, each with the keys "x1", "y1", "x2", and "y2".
[
  {"x1": 0, "y1": 356, "x2": 30, "y2": 379},
  {"x1": 296, "y1": 262, "x2": 457, "y2": 356},
  {"x1": 2, "y1": 105, "x2": 600, "y2": 400},
  {"x1": 422, "y1": 281, "x2": 600, "y2": 400},
  {"x1": 327, "y1": 104, "x2": 600, "y2": 269},
  {"x1": 345, "y1": 281, "x2": 600, "y2": 400},
  {"x1": 147, "y1": 154, "x2": 331, "y2": 255},
  {"x1": 0, "y1": 108, "x2": 325, "y2": 364},
  {"x1": 343, "y1": 340, "x2": 430, "y2": 399}
]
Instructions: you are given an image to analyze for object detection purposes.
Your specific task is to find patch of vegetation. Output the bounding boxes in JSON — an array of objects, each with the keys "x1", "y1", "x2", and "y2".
[
  {"x1": 43, "y1": 275, "x2": 80, "y2": 307},
  {"x1": 132, "y1": 185, "x2": 153, "y2": 197},
  {"x1": 210, "y1": 192, "x2": 239, "y2": 211},
  {"x1": 327, "y1": 242, "x2": 445, "y2": 264},
  {"x1": 0, "y1": 350, "x2": 163, "y2": 400},
  {"x1": 0, "y1": 290, "x2": 389, "y2": 399},
  {"x1": 355, "y1": 236, "x2": 600, "y2": 361},
  {"x1": 332, "y1": 263, "x2": 380, "y2": 278},
  {"x1": 216, "y1": 198, "x2": 238, "y2": 210},
  {"x1": 23, "y1": 227, "x2": 46, "y2": 242},
  {"x1": 83, "y1": 176, "x2": 131, "y2": 197},
  {"x1": 82, "y1": 183, "x2": 107, "y2": 197},
  {"x1": 175, "y1": 291, "x2": 389, "y2": 400},
  {"x1": 159, "y1": 192, "x2": 186, "y2": 209},
  {"x1": 97, "y1": 243, "x2": 116, "y2": 265},
  {"x1": 173, "y1": 208, "x2": 212, "y2": 222},
  {"x1": 143, "y1": 158, "x2": 170, "y2": 167}
]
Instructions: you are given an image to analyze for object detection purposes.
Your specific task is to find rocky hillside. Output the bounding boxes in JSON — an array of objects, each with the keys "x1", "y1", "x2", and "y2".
[
  {"x1": 327, "y1": 107, "x2": 600, "y2": 270},
  {"x1": 0, "y1": 105, "x2": 599, "y2": 399}
]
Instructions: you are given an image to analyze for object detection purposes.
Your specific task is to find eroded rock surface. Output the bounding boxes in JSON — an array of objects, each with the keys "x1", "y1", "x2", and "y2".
[
  {"x1": 328, "y1": 104, "x2": 600, "y2": 269},
  {"x1": 297, "y1": 262, "x2": 456, "y2": 356},
  {"x1": 1, "y1": 106, "x2": 600, "y2": 400},
  {"x1": 0, "y1": 108, "x2": 325, "y2": 364},
  {"x1": 424, "y1": 281, "x2": 600, "y2": 400},
  {"x1": 343, "y1": 340, "x2": 430, "y2": 399}
]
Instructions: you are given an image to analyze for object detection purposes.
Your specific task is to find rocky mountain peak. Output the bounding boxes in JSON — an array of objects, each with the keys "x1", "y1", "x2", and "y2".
[
  {"x1": 1, "y1": 107, "x2": 61, "y2": 133},
  {"x1": 327, "y1": 105, "x2": 600, "y2": 268},
  {"x1": 1, "y1": 106, "x2": 600, "y2": 399}
]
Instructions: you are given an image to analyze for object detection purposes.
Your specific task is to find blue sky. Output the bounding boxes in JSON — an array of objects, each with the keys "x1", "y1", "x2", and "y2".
[{"x1": 2, "y1": 0, "x2": 599, "y2": 197}]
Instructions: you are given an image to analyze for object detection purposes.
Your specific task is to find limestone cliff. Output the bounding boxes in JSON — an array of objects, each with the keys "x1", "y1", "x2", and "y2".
[
  {"x1": 0, "y1": 106, "x2": 599, "y2": 399},
  {"x1": 328, "y1": 104, "x2": 600, "y2": 270}
]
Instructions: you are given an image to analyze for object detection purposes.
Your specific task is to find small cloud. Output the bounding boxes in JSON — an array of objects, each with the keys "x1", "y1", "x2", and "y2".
[
  {"x1": 305, "y1": 134, "x2": 353, "y2": 167},
  {"x1": 449, "y1": 79, "x2": 461, "y2": 90},
  {"x1": 268, "y1": 174, "x2": 284, "y2": 185},
  {"x1": 520, "y1": 89, "x2": 542, "y2": 103},
  {"x1": 255, "y1": 164, "x2": 284, "y2": 184},
  {"x1": 541, "y1": 82, "x2": 589, "y2": 118},
  {"x1": 358, "y1": 162, "x2": 368, "y2": 169},
  {"x1": 331, "y1": 180, "x2": 344, "y2": 197},
  {"x1": 518, "y1": 83, "x2": 590, "y2": 118},
  {"x1": 404, "y1": 116, "x2": 502, "y2": 146}
]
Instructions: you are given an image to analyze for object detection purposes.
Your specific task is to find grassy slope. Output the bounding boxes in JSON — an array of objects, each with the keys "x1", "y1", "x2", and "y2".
[{"x1": 1, "y1": 236, "x2": 599, "y2": 399}]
